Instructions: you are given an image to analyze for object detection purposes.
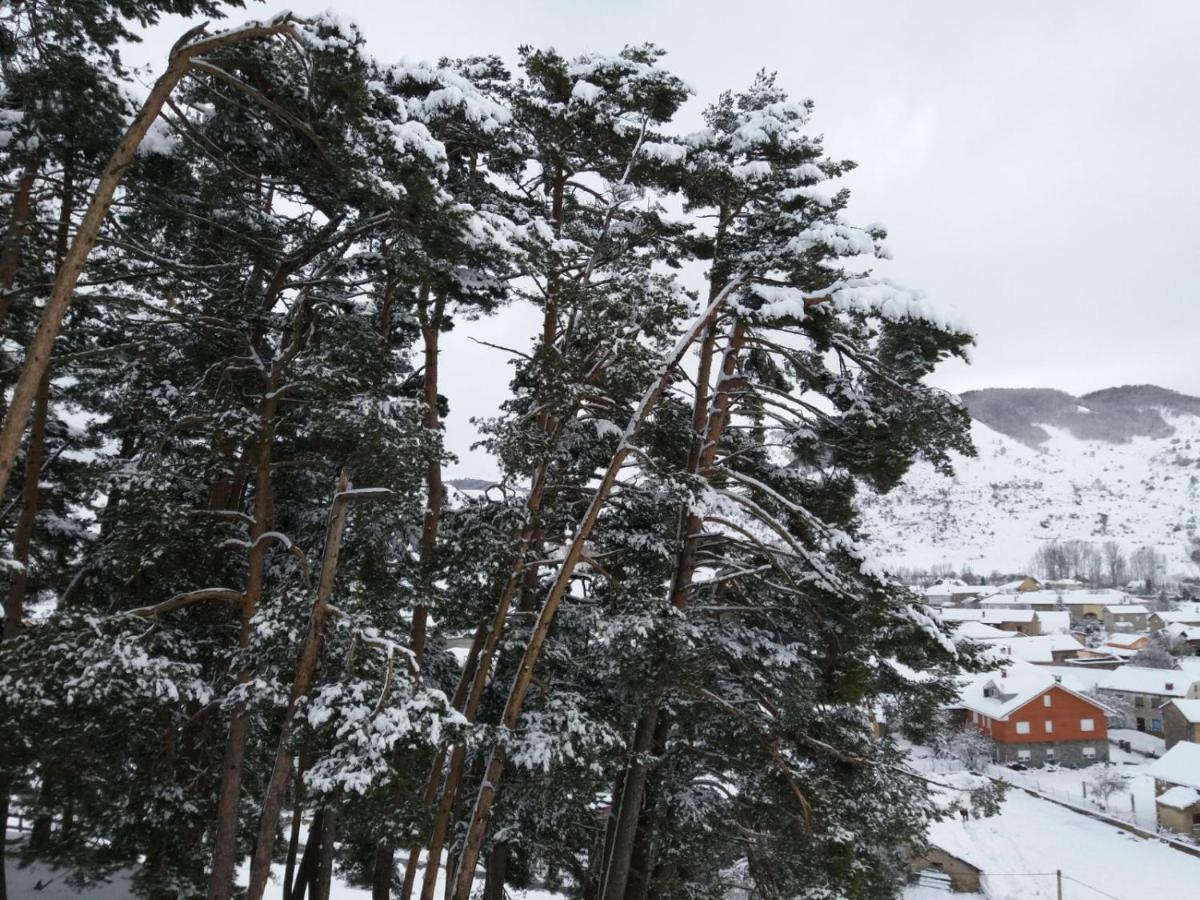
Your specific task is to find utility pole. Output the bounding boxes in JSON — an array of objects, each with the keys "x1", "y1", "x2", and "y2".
[{"x1": 1057, "y1": 868, "x2": 1064, "y2": 899}]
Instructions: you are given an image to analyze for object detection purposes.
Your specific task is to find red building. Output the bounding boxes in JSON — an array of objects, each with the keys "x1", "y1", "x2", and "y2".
[{"x1": 953, "y1": 661, "x2": 1110, "y2": 767}]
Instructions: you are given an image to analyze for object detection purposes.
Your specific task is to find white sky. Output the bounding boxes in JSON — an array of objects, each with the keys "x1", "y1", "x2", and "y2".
[{"x1": 128, "y1": 1, "x2": 1200, "y2": 476}]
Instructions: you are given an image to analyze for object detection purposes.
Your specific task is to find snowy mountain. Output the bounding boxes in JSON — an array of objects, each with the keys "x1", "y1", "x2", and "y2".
[{"x1": 858, "y1": 385, "x2": 1200, "y2": 574}]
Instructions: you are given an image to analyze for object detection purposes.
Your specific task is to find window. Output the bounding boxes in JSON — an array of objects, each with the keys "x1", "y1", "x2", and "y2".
[
  {"x1": 1083, "y1": 746, "x2": 1096, "y2": 759},
  {"x1": 1080, "y1": 718, "x2": 1095, "y2": 732},
  {"x1": 1045, "y1": 721, "x2": 1054, "y2": 733},
  {"x1": 1152, "y1": 719, "x2": 1163, "y2": 732},
  {"x1": 1043, "y1": 695, "x2": 1052, "y2": 707},
  {"x1": 1045, "y1": 748, "x2": 1056, "y2": 759},
  {"x1": 1135, "y1": 696, "x2": 1146, "y2": 708},
  {"x1": 1017, "y1": 750, "x2": 1031, "y2": 760},
  {"x1": 1016, "y1": 721, "x2": 1031, "y2": 735}
]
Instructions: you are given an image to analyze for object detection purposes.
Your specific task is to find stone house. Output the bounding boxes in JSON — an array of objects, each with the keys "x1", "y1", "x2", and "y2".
[
  {"x1": 1147, "y1": 742, "x2": 1200, "y2": 838},
  {"x1": 982, "y1": 608, "x2": 1041, "y2": 636},
  {"x1": 1164, "y1": 699, "x2": 1200, "y2": 750},
  {"x1": 1148, "y1": 606, "x2": 1200, "y2": 632},
  {"x1": 1096, "y1": 667, "x2": 1200, "y2": 736},
  {"x1": 1102, "y1": 604, "x2": 1149, "y2": 632}
]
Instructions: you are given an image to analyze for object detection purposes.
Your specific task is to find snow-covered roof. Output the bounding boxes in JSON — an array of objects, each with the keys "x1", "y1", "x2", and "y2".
[
  {"x1": 997, "y1": 578, "x2": 1037, "y2": 592},
  {"x1": 1040, "y1": 666, "x2": 1104, "y2": 693},
  {"x1": 1164, "y1": 623, "x2": 1200, "y2": 640},
  {"x1": 1105, "y1": 604, "x2": 1149, "y2": 615},
  {"x1": 989, "y1": 588, "x2": 1128, "y2": 607},
  {"x1": 1148, "y1": 742, "x2": 1200, "y2": 790},
  {"x1": 982, "y1": 609, "x2": 1038, "y2": 623},
  {"x1": 1099, "y1": 666, "x2": 1197, "y2": 697},
  {"x1": 1156, "y1": 786, "x2": 1200, "y2": 810},
  {"x1": 956, "y1": 660, "x2": 1102, "y2": 720},
  {"x1": 937, "y1": 608, "x2": 985, "y2": 622},
  {"x1": 1099, "y1": 642, "x2": 1140, "y2": 659},
  {"x1": 924, "y1": 580, "x2": 993, "y2": 597},
  {"x1": 991, "y1": 634, "x2": 1084, "y2": 664},
  {"x1": 1037, "y1": 610, "x2": 1071, "y2": 634},
  {"x1": 1156, "y1": 610, "x2": 1200, "y2": 624},
  {"x1": 1169, "y1": 699, "x2": 1200, "y2": 724},
  {"x1": 953, "y1": 621, "x2": 1014, "y2": 641},
  {"x1": 1104, "y1": 634, "x2": 1148, "y2": 649}
]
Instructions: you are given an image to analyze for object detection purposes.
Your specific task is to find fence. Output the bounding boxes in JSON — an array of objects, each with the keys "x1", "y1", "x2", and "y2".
[{"x1": 995, "y1": 767, "x2": 1157, "y2": 830}]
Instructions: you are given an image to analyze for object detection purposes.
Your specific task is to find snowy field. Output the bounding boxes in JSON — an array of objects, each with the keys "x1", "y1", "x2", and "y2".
[
  {"x1": 910, "y1": 789, "x2": 1200, "y2": 900},
  {"x1": 860, "y1": 414, "x2": 1200, "y2": 573}
]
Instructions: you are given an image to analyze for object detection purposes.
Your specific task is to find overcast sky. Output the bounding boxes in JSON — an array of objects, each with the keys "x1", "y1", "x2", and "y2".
[{"x1": 130, "y1": 1, "x2": 1200, "y2": 476}]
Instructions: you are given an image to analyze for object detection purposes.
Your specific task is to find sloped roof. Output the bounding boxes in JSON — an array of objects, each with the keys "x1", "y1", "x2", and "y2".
[
  {"x1": 956, "y1": 660, "x2": 1104, "y2": 720},
  {"x1": 994, "y1": 634, "x2": 1084, "y2": 664},
  {"x1": 953, "y1": 621, "x2": 1014, "y2": 641},
  {"x1": 1148, "y1": 742, "x2": 1200, "y2": 790},
  {"x1": 983, "y1": 609, "x2": 1038, "y2": 623},
  {"x1": 1099, "y1": 666, "x2": 1197, "y2": 697},
  {"x1": 989, "y1": 589, "x2": 1128, "y2": 607},
  {"x1": 1105, "y1": 604, "x2": 1149, "y2": 615},
  {"x1": 1037, "y1": 610, "x2": 1072, "y2": 634},
  {"x1": 938, "y1": 608, "x2": 985, "y2": 622},
  {"x1": 1168, "y1": 699, "x2": 1200, "y2": 724},
  {"x1": 1156, "y1": 786, "x2": 1200, "y2": 810}
]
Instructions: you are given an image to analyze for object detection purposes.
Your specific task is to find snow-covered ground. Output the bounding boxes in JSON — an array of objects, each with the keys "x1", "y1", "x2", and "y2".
[
  {"x1": 912, "y1": 789, "x2": 1200, "y2": 900},
  {"x1": 860, "y1": 414, "x2": 1200, "y2": 573},
  {"x1": 1, "y1": 831, "x2": 560, "y2": 900}
]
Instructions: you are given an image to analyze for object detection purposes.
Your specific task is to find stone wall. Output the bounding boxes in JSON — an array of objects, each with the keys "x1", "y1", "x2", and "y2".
[{"x1": 993, "y1": 738, "x2": 1108, "y2": 768}]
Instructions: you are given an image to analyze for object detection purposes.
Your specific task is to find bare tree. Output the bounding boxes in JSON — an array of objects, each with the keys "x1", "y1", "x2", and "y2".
[
  {"x1": 1130, "y1": 545, "x2": 1169, "y2": 591},
  {"x1": 1086, "y1": 767, "x2": 1131, "y2": 811},
  {"x1": 1129, "y1": 635, "x2": 1180, "y2": 670},
  {"x1": 1103, "y1": 541, "x2": 1128, "y2": 587}
]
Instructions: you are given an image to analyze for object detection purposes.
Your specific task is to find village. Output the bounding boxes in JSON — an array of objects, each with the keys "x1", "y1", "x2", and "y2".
[{"x1": 904, "y1": 575, "x2": 1200, "y2": 897}]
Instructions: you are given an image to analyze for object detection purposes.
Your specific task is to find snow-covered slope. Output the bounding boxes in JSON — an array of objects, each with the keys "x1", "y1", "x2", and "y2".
[{"x1": 859, "y1": 387, "x2": 1200, "y2": 574}]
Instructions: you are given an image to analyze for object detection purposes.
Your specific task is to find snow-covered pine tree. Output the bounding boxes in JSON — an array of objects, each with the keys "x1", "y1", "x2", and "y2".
[
  {"x1": 0, "y1": 18, "x2": 996, "y2": 900},
  {"x1": 447, "y1": 71, "x2": 981, "y2": 900}
]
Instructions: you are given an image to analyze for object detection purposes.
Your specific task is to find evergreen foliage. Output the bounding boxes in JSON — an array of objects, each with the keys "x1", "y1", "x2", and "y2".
[{"x1": 0, "y1": 10, "x2": 994, "y2": 900}]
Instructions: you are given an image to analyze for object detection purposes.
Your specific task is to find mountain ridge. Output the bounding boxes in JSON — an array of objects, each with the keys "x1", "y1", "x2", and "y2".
[{"x1": 858, "y1": 383, "x2": 1200, "y2": 574}]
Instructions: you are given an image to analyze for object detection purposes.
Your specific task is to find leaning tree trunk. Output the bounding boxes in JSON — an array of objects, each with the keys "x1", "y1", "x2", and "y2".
[
  {"x1": 245, "y1": 470, "x2": 358, "y2": 900},
  {"x1": 601, "y1": 318, "x2": 747, "y2": 900},
  {"x1": 0, "y1": 13, "x2": 299, "y2": 511},
  {"x1": 448, "y1": 278, "x2": 746, "y2": 900}
]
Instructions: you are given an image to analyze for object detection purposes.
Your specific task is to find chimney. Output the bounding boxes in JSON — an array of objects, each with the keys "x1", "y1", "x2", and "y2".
[
  {"x1": 1000, "y1": 670, "x2": 1007, "y2": 679},
  {"x1": 1166, "y1": 682, "x2": 1174, "y2": 691}
]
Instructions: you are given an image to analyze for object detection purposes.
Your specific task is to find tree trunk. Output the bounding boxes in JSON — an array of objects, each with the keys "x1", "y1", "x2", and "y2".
[
  {"x1": 602, "y1": 317, "x2": 747, "y2": 897},
  {"x1": 621, "y1": 722, "x2": 666, "y2": 900},
  {"x1": 0, "y1": 14, "x2": 298, "y2": 510},
  {"x1": 282, "y1": 753, "x2": 312, "y2": 900},
  {"x1": 0, "y1": 787, "x2": 8, "y2": 900},
  {"x1": 207, "y1": 386, "x2": 281, "y2": 900},
  {"x1": 449, "y1": 279, "x2": 745, "y2": 900},
  {"x1": 376, "y1": 288, "x2": 447, "y2": 900},
  {"x1": 482, "y1": 843, "x2": 507, "y2": 900},
  {"x1": 599, "y1": 707, "x2": 657, "y2": 900},
  {"x1": 0, "y1": 157, "x2": 40, "y2": 330},
  {"x1": 314, "y1": 804, "x2": 338, "y2": 900},
  {"x1": 246, "y1": 470, "x2": 356, "y2": 900},
  {"x1": 289, "y1": 807, "x2": 323, "y2": 900},
  {"x1": 2, "y1": 370, "x2": 48, "y2": 639}
]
